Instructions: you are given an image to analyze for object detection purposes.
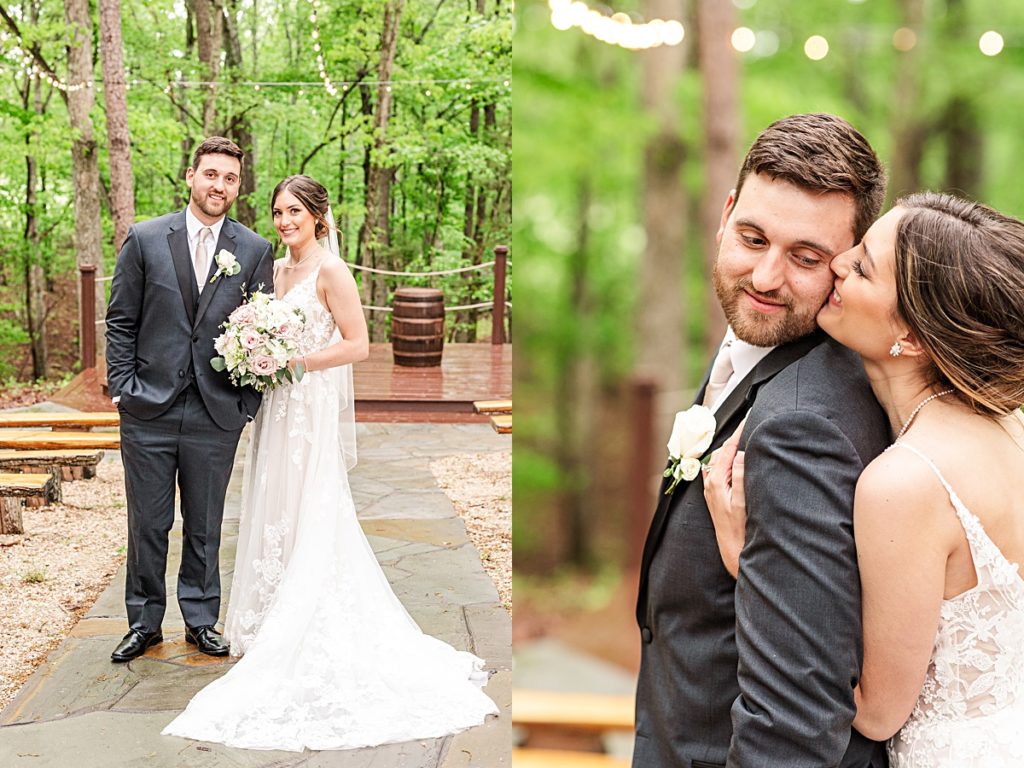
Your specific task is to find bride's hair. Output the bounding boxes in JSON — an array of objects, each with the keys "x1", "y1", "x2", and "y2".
[
  {"x1": 894, "y1": 192, "x2": 1024, "y2": 416},
  {"x1": 271, "y1": 175, "x2": 331, "y2": 239}
]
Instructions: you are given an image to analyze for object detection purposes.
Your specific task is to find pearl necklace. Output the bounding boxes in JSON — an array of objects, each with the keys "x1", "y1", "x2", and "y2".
[
  {"x1": 282, "y1": 248, "x2": 318, "y2": 269},
  {"x1": 895, "y1": 389, "x2": 955, "y2": 441}
]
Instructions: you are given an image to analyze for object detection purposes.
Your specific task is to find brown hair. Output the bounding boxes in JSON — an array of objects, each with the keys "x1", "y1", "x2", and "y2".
[
  {"x1": 271, "y1": 175, "x2": 331, "y2": 239},
  {"x1": 735, "y1": 113, "x2": 887, "y2": 242},
  {"x1": 191, "y1": 136, "x2": 244, "y2": 170},
  {"x1": 894, "y1": 192, "x2": 1024, "y2": 416}
]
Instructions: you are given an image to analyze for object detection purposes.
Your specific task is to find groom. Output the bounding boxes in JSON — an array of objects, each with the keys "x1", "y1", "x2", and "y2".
[
  {"x1": 634, "y1": 115, "x2": 891, "y2": 767},
  {"x1": 105, "y1": 136, "x2": 274, "y2": 662}
]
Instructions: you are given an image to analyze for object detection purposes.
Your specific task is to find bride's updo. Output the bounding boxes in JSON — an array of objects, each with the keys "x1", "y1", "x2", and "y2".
[
  {"x1": 271, "y1": 175, "x2": 331, "y2": 239},
  {"x1": 894, "y1": 192, "x2": 1024, "y2": 416}
]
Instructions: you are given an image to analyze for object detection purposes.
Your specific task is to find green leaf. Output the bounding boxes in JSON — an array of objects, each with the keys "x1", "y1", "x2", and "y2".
[{"x1": 210, "y1": 357, "x2": 227, "y2": 371}]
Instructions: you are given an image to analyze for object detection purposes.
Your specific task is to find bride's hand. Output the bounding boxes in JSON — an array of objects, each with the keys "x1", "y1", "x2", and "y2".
[{"x1": 702, "y1": 420, "x2": 747, "y2": 579}]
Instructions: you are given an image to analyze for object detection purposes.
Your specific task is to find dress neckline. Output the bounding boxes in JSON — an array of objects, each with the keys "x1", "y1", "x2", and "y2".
[{"x1": 276, "y1": 263, "x2": 321, "y2": 301}]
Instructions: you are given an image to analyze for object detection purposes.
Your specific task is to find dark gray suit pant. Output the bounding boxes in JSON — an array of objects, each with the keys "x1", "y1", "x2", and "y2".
[{"x1": 119, "y1": 384, "x2": 243, "y2": 633}]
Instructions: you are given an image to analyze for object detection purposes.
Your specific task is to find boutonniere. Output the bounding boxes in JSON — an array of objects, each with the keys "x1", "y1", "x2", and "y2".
[
  {"x1": 210, "y1": 249, "x2": 241, "y2": 283},
  {"x1": 664, "y1": 404, "x2": 716, "y2": 495}
]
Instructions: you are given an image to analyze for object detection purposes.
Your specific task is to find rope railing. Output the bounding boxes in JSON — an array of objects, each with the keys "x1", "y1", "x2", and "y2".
[
  {"x1": 80, "y1": 244, "x2": 511, "y2": 368},
  {"x1": 347, "y1": 260, "x2": 502, "y2": 277}
]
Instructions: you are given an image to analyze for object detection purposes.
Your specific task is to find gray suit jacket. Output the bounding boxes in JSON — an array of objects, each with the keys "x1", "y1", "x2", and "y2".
[
  {"x1": 634, "y1": 332, "x2": 890, "y2": 768},
  {"x1": 105, "y1": 210, "x2": 274, "y2": 431}
]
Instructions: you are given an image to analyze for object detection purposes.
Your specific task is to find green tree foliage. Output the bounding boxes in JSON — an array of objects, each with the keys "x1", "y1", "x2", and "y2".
[
  {"x1": 0, "y1": 0, "x2": 511, "y2": 375},
  {"x1": 514, "y1": 0, "x2": 1024, "y2": 572}
]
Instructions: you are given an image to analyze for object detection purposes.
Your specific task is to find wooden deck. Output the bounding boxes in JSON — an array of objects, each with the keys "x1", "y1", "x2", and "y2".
[
  {"x1": 51, "y1": 343, "x2": 511, "y2": 424},
  {"x1": 354, "y1": 343, "x2": 512, "y2": 422}
]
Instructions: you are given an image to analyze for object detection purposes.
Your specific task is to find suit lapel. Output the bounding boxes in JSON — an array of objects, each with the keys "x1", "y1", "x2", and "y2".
[
  {"x1": 638, "y1": 330, "x2": 827, "y2": 603},
  {"x1": 193, "y1": 218, "x2": 238, "y2": 329},
  {"x1": 167, "y1": 213, "x2": 196, "y2": 327}
]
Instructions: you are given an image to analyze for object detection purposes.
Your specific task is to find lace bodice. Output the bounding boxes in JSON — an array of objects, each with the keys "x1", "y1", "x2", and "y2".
[
  {"x1": 888, "y1": 442, "x2": 1024, "y2": 766},
  {"x1": 279, "y1": 264, "x2": 338, "y2": 356}
]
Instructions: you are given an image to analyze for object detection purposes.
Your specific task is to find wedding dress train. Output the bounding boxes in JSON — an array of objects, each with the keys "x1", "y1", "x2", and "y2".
[{"x1": 162, "y1": 266, "x2": 498, "y2": 750}]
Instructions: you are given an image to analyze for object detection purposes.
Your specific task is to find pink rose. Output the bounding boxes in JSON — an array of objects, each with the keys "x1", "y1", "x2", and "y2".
[
  {"x1": 230, "y1": 303, "x2": 257, "y2": 325},
  {"x1": 250, "y1": 355, "x2": 278, "y2": 376},
  {"x1": 240, "y1": 329, "x2": 264, "y2": 350}
]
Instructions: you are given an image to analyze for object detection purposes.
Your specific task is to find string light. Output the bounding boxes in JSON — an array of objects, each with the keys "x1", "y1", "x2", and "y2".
[
  {"x1": 979, "y1": 30, "x2": 1004, "y2": 56},
  {"x1": 548, "y1": 0, "x2": 685, "y2": 50},
  {"x1": 307, "y1": 0, "x2": 339, "y2": 96},
  {"x1": 892, "y1": 27, "x2": 917, "y2": 52},
  {"x1": 2, "y1": 45, "x2": 90, "y2": 92},
  {"x1": 731, "y1": 27, "x2": 756, "y2": 53},
  {"x1": 804, "y1": 34, "x2": 830, "y2": 60}
]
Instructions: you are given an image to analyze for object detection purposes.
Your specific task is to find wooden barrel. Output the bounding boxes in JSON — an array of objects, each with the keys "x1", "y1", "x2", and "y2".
[{"x1": 391, "y1": 287, "x2": 445, "y2": 367}]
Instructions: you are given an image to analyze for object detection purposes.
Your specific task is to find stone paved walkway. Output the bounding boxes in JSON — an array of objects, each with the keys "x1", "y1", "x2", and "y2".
[{"x1": 0, "y1": 422, "x2": 510, "y2": 767}]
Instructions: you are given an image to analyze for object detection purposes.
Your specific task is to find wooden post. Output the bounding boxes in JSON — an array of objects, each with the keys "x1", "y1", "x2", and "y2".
[
  {"x1": 0, "y1": 498, "x2": 24, "y2": 535},
  {"x1": 492, "y1": 245, "x2": 508, "y2": 345},
  {"x1": 80, "y1": 264, "x2": 97, "y2": 370},
  {"x1": 628, "y1": 376, "x2": 657, "y2": 570}
]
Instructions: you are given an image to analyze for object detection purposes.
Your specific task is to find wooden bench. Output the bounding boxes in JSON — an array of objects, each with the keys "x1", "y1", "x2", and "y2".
[
  {"x1": 0, "y1": 431, "x2": 120, "y2": 451},
  {"x1": 0, "y1": 412, "x2": 119, "y2": 430},
  {"x1": 0, "y1": 472, "x2": 59, "y2": 535},
  {"x1": 490, "y1": 414, "x2": 512, "y2": 434},
  {"x1": 0, "y1": 449, "x2": 105, "y2": 481},
  {"x1": 512, "y1": 748, "x2": 629, "y2": 767},
  {"x1": 473, "y1": 399, "x2": 512, "y2": 415},
  {"x1": 513, "y1": 689, "x2": 635, "y2": 732}
]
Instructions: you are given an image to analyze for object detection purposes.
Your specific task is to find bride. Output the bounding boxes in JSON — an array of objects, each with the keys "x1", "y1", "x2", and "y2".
[
  {"x1": 162, "y1": 174, "x2": 499, "y2": 751},
  {"x1": 704, "y1": 192, "x2": 1024, "y2": 765}
]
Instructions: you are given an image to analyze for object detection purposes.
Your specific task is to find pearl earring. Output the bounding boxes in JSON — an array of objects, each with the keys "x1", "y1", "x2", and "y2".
[{"x1": 889, "y1": 341, "x2": 903, "y2": 358}]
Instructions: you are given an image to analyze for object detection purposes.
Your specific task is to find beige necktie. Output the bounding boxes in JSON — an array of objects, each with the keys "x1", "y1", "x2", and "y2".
[
  {"x1": 195, "y1": 227, "x2": 212, "y2": 292},
  {"x1": 702, "y1": 340, "x2": 735, "y2": 409}
]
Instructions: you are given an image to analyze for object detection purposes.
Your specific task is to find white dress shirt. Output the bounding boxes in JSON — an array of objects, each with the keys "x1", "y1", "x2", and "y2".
[
  {"x1": 185, "y1": 207, "x2": 226, "y2": 288},
  {"x1": 706, "y1": 327, "x2": 775, "y2": 413}
]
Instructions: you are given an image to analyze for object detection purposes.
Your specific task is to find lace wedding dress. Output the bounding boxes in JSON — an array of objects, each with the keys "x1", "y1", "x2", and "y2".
[
  {"x1": 162, "y1": 266, "x2": 498, "y2": 751},
  {"x1": 887, "y1": 442, "x2": 1024, "y2": 767}
]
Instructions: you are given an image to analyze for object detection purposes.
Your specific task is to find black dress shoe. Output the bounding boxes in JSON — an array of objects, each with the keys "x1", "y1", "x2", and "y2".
[
  {"x1": 111, "y1": 629, "x2": 163, "y2": 663},
  {"x1": 184, "y1": 625, "x2": 230, "y2": 656}
]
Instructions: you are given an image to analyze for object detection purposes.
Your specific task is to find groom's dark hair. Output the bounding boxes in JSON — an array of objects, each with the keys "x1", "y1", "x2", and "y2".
[
  {"x1": 191, "y1": 136, "x2": 244, "y2": 170},
  {"x1": 734, "y1": 113, "x2": 886, "y2": 242}
]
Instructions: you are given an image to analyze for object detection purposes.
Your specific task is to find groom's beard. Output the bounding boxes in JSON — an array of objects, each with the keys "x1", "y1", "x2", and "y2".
[
  {"x1": 712, "y1": 263, "x2": 821, "y2": 348},
  {"x1": 192, "y1": 189, "x2": 236, "y2": 219}
]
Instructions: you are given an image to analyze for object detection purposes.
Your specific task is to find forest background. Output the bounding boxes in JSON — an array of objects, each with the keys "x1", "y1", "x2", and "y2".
[
  {"x1": 0, "y1": 0, "x2": 512, "y2": 394},
  {"x1": 514, "y1": 0, "x2": 1024, "y2": 650}
]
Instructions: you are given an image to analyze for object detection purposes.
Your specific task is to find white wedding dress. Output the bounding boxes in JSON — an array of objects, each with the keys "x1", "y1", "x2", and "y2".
[
  {"x1": 887, "y1": 442, "x2": 1024, "y2": 767},
  {"x1": 162, "y1": 265, "x2": 498, "y2": 751}
]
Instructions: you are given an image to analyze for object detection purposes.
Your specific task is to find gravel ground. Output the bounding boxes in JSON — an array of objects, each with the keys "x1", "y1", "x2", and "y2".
[
  {"x1": 0, "y1": 461, "x2": 127, "y2": 710},
  {"x1": 0, "y1": 448, "x2": 511, "y2": 712},
  {"x1": 430, "y1": 451, "x2": 512, "y2": 612}
]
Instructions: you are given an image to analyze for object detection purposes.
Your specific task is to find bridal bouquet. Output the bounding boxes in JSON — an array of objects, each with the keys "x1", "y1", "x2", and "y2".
[{"x1": 210, "y1": 291, "x2": 306, "y2": 392}]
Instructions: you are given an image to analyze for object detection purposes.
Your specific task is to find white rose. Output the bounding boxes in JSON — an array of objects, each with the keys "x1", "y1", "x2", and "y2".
[
  {"x1": 215, "y1": 250, "x2": 237, "y2": 270},
  {"x1": 666, "y1": 404, "x2": 716, "y2": 460},
  {"x1": 678, "y1": 457, "x2": 703, "y2": 482}
]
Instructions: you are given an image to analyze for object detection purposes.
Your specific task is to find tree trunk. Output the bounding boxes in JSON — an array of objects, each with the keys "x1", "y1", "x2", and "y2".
[
  {"x1": 24, "y1": 0, "x2": 47, "y2": 379},
  {"x1": 944, "y1": 96, "x2": 982, "y2": 197},
  {"x1": 357, "y1": 0, "x2": 405, "y2": 341},
  {"x1": 98, "y1": 0, "x2": 135, "y2": 255},
  {"x1": 194, "y1": 0, "x2": 223, "y2": 134},
  {"x1": 889, "y1": 0, "x2": 926, "y2": 200},
  {"x1": 65, "y1": 0, "x2": 106, "y2": 364},
  {"x1": 223, "y1": 0, "x2": 256, "y2": 228},
  {"x1": 696, "y1": 0, "x2": 737, "y2": 357},
  {"x1": 636, "y1": 0, "x2": 688, "y2": 398}
]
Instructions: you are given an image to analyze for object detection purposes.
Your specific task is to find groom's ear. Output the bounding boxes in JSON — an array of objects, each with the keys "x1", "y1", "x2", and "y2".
[{"x1": 716, "y1": 190, "x2": 737, "y2": 247}]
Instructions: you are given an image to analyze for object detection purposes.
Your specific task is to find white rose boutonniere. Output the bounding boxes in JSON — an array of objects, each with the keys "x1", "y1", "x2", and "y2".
[
  {"x1": 210, "y1": 249, "x2": 241, "y2": 283},
  {"x1": 664, "y1": 404, "x2": 716, "y2": 495}
]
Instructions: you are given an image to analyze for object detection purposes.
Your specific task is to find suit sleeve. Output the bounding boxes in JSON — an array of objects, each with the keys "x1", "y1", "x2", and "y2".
[
  {"x1": 728, "y1": 410, "x2": 866, "y2": 768},
  {"x1": 104, "y1": 227, "x2": 144, "y2": 398}
]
